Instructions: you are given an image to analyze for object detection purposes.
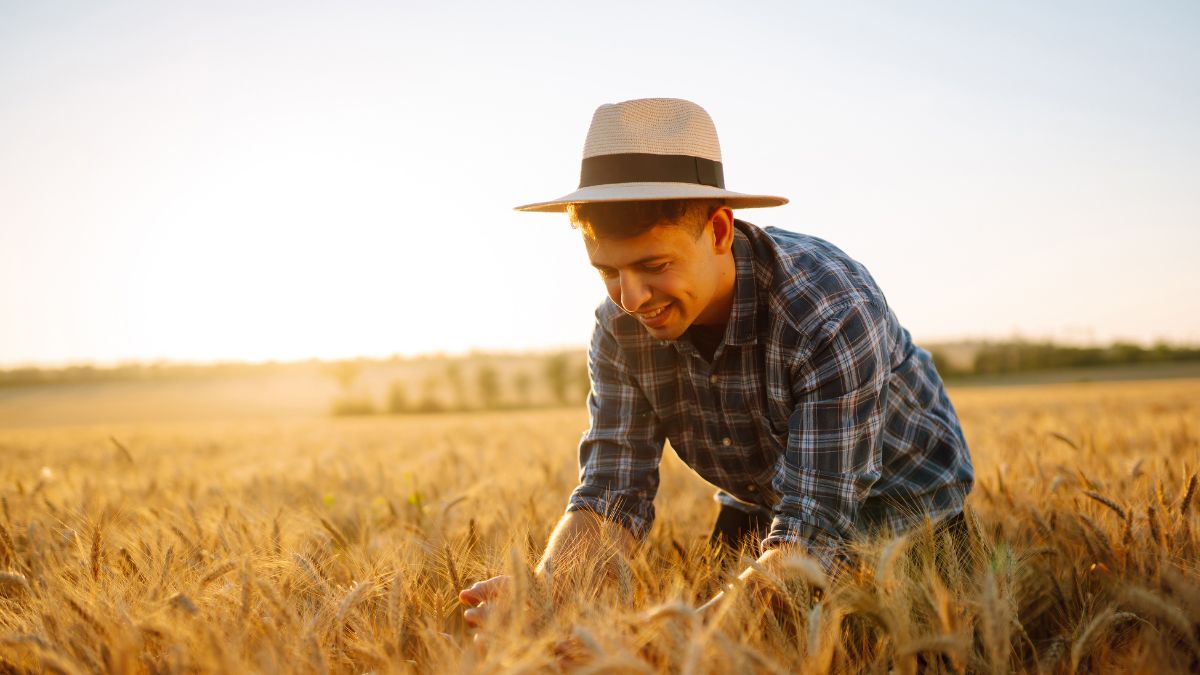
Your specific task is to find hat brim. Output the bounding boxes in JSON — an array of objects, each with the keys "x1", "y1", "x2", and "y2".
[{"x1": 513, "y1": 182, "x2": 788, "y2": 213}]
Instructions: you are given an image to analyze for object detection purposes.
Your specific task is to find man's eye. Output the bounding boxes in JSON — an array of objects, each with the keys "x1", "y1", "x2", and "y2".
[
  {"x1": 644, "y1": 263, "x2": 668, "y2": 273},
  {"x1": 597, "y1": 268, "x2": 615, "y2": 280}
]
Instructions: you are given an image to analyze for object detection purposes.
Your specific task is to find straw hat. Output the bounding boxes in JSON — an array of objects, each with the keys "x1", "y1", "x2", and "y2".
[{"x1": 513, "y1": 98, "x2": 788, "y2": 212}]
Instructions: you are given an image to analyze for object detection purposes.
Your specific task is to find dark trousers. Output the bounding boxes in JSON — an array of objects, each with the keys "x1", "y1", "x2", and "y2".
[
  {"x1": 708, "y1": 503, "x2": 771, "y2": 549},
  {"x1": 709, "y1": 504, "x2": 974, "y2": 673},
  {"x1": 708, "y1": 503, "x2": 971, "y2": 562}
]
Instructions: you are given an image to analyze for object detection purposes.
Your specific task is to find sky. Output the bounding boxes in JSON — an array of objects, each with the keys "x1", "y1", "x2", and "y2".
[{"x1": 1, "y1": 0, "x2": 1198, "y2": 367}]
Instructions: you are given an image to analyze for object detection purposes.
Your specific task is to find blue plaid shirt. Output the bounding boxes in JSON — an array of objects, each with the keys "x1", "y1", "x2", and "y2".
[{"x1": 567, "y1": 219, "x2": 974, "y2": 564}]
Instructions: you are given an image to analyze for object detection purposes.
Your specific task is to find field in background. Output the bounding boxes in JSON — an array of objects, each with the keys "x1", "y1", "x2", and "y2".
[
  {"x1": 3, "y1": 355, "x2": 1199, "y2": 429},
  {"x1": 0, "y1": 378, "x2": 1198, "y2": 672},
  {"x1": 0, "y1": 352, "x2": 591, "y2": 428}
]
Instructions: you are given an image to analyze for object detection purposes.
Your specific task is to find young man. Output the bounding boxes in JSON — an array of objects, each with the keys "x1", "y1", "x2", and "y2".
[{"x1": 460, "y1": 98, "x2": 974, "y2": 624}]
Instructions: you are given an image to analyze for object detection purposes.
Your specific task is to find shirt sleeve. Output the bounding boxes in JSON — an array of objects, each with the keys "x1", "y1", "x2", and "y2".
[
  {"x1": 565, "y1": 309, "x2": 666, "y2": 540},
  {"x1": 761, "y1": 298, "x2": 891, "y2": 565}
]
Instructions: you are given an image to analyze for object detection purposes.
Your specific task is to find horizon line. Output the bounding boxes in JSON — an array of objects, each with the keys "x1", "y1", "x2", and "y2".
[{"x1": 3, "y1": 334, "x2": 1199, "y2": 372}]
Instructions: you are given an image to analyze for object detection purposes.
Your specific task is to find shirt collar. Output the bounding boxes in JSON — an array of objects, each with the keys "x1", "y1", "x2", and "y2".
[
  {"x1": 723, "y1": 222, "x2": 759, "y2": 346},
  {"x1": 668, "y1": 222, "x2": 759, "y2": 353}
]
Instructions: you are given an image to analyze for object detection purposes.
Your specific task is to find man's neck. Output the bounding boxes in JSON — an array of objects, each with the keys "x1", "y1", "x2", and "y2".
[{"x1": 693, "y1": 252, "x2": 737, "y2": 332}]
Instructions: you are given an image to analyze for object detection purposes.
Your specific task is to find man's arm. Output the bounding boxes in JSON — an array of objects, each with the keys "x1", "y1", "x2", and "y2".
[
  {"x1": 697, "y1": 545, "x2": 815, "y2": 616},
  {"x1": 702, "y1": 298, "x2": 891, "y2": 612},
  {"x1": 564, "y1": 307, "x2": 666, "y2": 541},
  {"x1": 461, "y1": 307, "x2": 661, "y2": 625},
  {"x1": 763, "y1": 298, "x2": 890, "y2": 561},
  {"x1": 536, "y1": 509, "x2": 638, "y2": 578}
]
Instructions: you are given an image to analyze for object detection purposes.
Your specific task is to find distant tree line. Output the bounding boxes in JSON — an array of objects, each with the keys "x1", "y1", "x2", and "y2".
[
  {"x1": 0, "y1": 360, "x2": 307, "y2": 388},
  {"x1": 929, "y1": 341, "x2": 1200, "y2": 379},
  {"x1": 329, "y1": 352, "x2": 591, "y2": 417},
  {"x1": 4, "y1": 340, "x2": 1198, "y2": 395}
]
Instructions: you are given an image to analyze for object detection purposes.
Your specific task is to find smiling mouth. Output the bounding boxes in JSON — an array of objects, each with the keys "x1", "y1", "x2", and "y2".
[
  {"x1": 638, "y1": 304, "x2": 670, "y2": 319},
  {"x1": 635, "y1": 302, "x2": 673, "y2": 328}
]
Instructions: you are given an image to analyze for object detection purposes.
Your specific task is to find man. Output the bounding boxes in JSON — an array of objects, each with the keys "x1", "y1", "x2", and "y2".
[{"x1": 460, "y1": 98, "x2": 974, "y2": 626}]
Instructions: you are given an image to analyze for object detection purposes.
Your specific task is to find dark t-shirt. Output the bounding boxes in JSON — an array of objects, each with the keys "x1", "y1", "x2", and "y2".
[{"x1": 686, "y1": 323, "x2": 725, "y2": 363}]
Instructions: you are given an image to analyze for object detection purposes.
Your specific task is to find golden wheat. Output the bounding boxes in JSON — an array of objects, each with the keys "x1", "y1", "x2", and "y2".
[{"x1": 0, "y1": 378, "x2": 1197, "y2": 672}]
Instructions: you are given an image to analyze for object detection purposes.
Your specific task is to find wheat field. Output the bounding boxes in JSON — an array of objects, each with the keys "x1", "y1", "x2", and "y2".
[{"x1": 0, "y1": 377, "x2": 1197, "y2": 673}]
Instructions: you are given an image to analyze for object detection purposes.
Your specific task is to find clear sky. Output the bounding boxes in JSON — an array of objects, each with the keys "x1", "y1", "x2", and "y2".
[{"x1": 2, "y1": 1, "x2": 1198, "y2": 367}]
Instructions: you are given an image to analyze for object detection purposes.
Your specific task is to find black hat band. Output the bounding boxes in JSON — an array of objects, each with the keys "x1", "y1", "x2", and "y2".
[{"x1": 579, "y1": 152, "x2": 725, "y2": 189}]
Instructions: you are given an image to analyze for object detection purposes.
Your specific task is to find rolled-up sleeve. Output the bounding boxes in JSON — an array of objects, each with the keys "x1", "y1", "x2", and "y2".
[
  {"x1": 566, "y1": 310, "x2": 665, "y2": 540},
  {"x1": 762, "y1": 299, "x2": 890, "y2": 563}
]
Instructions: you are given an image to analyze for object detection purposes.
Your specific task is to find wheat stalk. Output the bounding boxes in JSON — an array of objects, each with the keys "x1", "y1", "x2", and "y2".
[
  {"x1": 239, "y1": 559, "x2": 254, "y2": 619},
  {"x1": 108, "y1": 436, "x2": 135, "y2": 464},
  {"x1": 444, "y1": 545, "x2": 462, "y2": 595},
  {"x1": 0, "y1": 571, "x2": 31, "y2": 597},
  {"x1": 387, "y1": 571, "x2": 405, "y2": 632},
  {"x1": 318, "y1": 516, "x2": 350, "y2": 550},
  {"x1": 271, "y1": 511, "x2": 282, "y2": 555},
  {"x1": 153, "y1": 545, "x2": 174, "y2": 600},
  {"x1": 167, "y1": 592, "x2": 199, "y2": 615},
  {"x1": 1048, "y1": 432, "x2": 1080, "y2": 451},
  {"x1": 1083, "y1": 490, "x2": 1127, "y2": 521},
  {"x1": 117, "y1": 547, "x2": 144, "y2": 582},
  {"x1": 293, "y1": 553, "x2": 331, "y2": 596},
  {"x1": 1180, "y1": 474, "x2": 1197, "y2": 516},
  {"x1": 1147, "y1": 505, "x2": 1163, "y2": 547},
  {"x1": 336, "y1": 580, "x2": 372, "y2": 625},
  {"x1": 62, "y1": 594, "x2": 107, "y2": 639},
  {"x1": 255, "y1": 577, "x2": 292, "y2": 625},
  {"x1": 0, "y1": 522, "x2": 16, "y2": 568},
  {"x1": 1122, "y1": 587, "x2": 1200, "y2": 657},
  {"x1": 88, "y1": 522, "x2": 103, "y2": 582},
  {"x1": 1070, "y1": 606, "x2": 1116, "y2": 672},
  {"x1": 199, "y1": 560, "x2": 237, "y2": 588}
]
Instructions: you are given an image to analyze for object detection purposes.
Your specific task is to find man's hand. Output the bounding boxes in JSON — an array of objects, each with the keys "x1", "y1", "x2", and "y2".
[
  {"x1": 696, "y1": 546, "x2": 830, "y2": 620},
  {"x1": 458, "y1": 511, "x2": 638, "y2": 647},
  {"x1": 696, "y1": 587, "x2": 729, "y2": 617},
  {"x1": 458, "y1": 575, "x2": 512, "y2": 631}
]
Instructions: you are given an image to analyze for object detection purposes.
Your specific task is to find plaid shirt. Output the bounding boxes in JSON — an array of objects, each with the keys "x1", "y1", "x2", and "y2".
[{"x1": 567, "y1": 219, "x2": 974, "y2": 564}]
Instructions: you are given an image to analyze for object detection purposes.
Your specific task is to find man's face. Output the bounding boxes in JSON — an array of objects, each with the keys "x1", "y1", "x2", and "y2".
[{"x1": 585, "y1": 218, "x2": 724, "y2": 341}]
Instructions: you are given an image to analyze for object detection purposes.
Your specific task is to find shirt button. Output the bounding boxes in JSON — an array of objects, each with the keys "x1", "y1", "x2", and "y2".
[
  {"x1": 709, "y1": 374, "x2": 718, "y2": 384},
  {"x1": 746, "y1": 484, "x2": 758, "y2": 493},
  {"x1": 722, "y1": 437, "x2": 732, "y2": 446}
]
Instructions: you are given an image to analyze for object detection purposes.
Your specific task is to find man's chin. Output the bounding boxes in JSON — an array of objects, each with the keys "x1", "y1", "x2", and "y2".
[{"x1": 642, "y1": 320, "x2": 688, "y2": 341}]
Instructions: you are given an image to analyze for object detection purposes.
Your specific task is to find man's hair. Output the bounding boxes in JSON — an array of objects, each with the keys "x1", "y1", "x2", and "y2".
[{"x1": 567, "y1": 199, "x2": 727, "y2": 240}]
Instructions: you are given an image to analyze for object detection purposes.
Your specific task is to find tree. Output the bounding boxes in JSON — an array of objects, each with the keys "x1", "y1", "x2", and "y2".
[
  {"x1": 513, "y1": 370, "x2": 533, "y2": 408},
  {"x1": 387, "y1": 380, "x2": 410, "y2": 414},
  {"x1": 444, "y1": 362, "x2": 466, "y2": 410},
  {"x1": 417, "y1": 375, "x2": 444, "y2": 413},
  {"x1": 477, "y1": 364, "x2": 501, "y2": 409},
  {"x1": 544, "y1": 353, "x2": 570, "y2": 405},
  {"x1": 327, "y1": 360, "x2": 374, "y2": 417},
  {"x1": 329, "y1": 360, "x2": 362, "y2": 393}
]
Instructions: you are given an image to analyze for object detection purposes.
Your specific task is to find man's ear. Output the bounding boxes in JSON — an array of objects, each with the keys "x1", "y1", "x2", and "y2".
[{"x1": 708, "y1": 206, "x2": 735, "y2": 254}]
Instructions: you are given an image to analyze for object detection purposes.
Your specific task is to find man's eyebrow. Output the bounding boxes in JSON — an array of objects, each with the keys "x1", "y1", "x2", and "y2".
[{"x1": 591, "y1": 255, "x2": 668, "y2": 269}]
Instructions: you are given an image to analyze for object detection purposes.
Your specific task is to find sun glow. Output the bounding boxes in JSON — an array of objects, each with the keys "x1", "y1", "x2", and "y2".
[{"x1": 2, "y1": 2, "x2": 1198, "y2": 366}]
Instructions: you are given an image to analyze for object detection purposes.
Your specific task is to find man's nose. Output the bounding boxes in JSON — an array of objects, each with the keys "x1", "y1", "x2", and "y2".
[{"x1": 618, "y1": 271, "x2": 651, "y2": 313}]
